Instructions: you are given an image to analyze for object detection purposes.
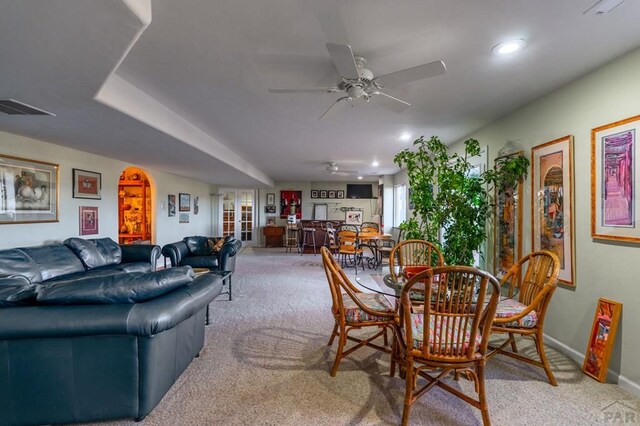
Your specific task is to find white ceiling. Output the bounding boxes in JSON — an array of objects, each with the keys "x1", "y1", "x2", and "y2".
[{"x1": 2, "y1": 0, "x2": 640, "y2": 186}]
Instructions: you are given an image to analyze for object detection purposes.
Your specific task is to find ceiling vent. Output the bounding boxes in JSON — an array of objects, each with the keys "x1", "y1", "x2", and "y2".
[
  {"x1": 0, "y1": 99, "x2": 55, "y2": 116},
  {"x1": 584, "y1": 0, "x2": 626, "y2": 15}
]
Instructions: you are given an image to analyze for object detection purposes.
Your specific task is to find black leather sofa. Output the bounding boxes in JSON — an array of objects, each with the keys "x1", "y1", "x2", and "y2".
[
  {"x1": 0, "y1": 237, "x2": 223, "y2": 425},
  {"x1": 161, "y1": 235, "x2": 242, "y2": 273}
]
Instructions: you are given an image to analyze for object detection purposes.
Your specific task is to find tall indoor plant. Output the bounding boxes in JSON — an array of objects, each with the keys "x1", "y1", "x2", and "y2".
[{"x1": 394, "y1": 136, "x2": 529, "y2": 266}]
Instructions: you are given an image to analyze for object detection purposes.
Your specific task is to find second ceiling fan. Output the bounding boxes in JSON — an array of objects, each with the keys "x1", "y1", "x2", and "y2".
[{"x1": 268, "y1": 43, "x2": 446, "y2": 120}]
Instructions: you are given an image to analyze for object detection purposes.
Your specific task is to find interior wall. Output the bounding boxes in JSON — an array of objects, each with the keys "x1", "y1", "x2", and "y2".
[
  {"x1": 447, "y1": 47, "x2": 640, "y2": 391},
  {"x1": 0, "y1": 131, "x2": 215, "y2": 251}
]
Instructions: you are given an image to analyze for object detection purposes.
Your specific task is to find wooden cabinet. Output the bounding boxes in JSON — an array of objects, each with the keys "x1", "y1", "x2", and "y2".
[
  {"x1": 263, "y1": 226, "x2": 285, "y2": 247},
  {"x1": 118, "y1": 179, "x2": 151, "y2": 244}
]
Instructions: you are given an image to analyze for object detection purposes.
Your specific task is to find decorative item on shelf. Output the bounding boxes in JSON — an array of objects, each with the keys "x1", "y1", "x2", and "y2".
[
  {"x1": 118, "y1": 189, "x2": 126, "y2": 198},
  {"x1": 119, "y1": 172, "x2": 125, "y2": 180},
  {"x1": 130, "y1": 172, "x2": 140, "y2": 181},
  {"x1": 121, "y1": 203, "x2": 132, "y2": 211},
  {"x1": 120, "y1": 224, "x2": 128, "y2": 234}
]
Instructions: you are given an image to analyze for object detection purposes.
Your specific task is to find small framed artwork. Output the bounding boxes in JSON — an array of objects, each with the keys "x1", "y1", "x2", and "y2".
[
  {"x1": 179, "y1": 213, "x2": 189, "y2": 223},
  {"x1": 345, "y1": 210, "x2": 364, "y2": 225},
  {"x1": 194, "y1": 196, "x2": 199, "y2": 215},
  {"x1": 314, "y1": 203, "x2": 328, "y2": 220},
  {"x1": 266, "y1": 216, "x2": 277, "y2": 226},
  {"x1": 531, "y1": 135, "x2": 575, "y2": 287},
  {"x1": 494, "y1": 151, "x2": 524, "y2": 278},
  {"x1": 168, "y1": 194, "x2": 176, "y2": 217},
  {"x1": 320, "y1": 190, "x2": 327, "y2": 199},
  {"x1": 265, "y1": 205, "x2": 276, "y2": 214},
  {"x1": 280, "y1": 190, "x2": 302, "y2": 219},
  {"x1": 266, "y1": 193, "x2": 275, "y2": 206},
  {"x1": 79, "y1": 206, "x2": 98, "y2": 235},
  {"x1": 337, "y1": 190, "x2": 345, "y2": 199},
  {"x1": 0, "y1": 154, "x2": 59, "y2": 224},
  {"x1": 591, "y1": 114, "x2": 640, "y2": 243},
  {"x1": 311, "y1": 190, "x2": 319, "y2": 199},
  {"x1": 72, "y1": 168, "x2": 101, "y2": 200},
  {"x1": 179, "y1": 193, "x2": 190, "y2": 212},
  {"x1": 583, "y1": 298, "x2": 622, "y2": 382},
  {"x1": 328, "y1": 190, "x2": 336, "y2": 199}
]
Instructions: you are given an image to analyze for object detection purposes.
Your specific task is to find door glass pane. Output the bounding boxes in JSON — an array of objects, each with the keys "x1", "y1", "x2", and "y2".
[
  {"x1": 222, "y1": 192, "x2": 235, "y2": 237},
  {"x1": 240, "y1": 191, "x2": 253, "y2": 242}
]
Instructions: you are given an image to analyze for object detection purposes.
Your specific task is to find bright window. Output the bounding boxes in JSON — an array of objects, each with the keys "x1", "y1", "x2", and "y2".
[{"x1": 393, "y1": 184, "x2": 407, "y2": 227}]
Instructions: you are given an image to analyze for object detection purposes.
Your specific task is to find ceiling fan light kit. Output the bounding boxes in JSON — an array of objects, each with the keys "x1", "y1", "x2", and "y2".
[{"x1": 268, "y1": 42, "x2": 446, "y2": 120}]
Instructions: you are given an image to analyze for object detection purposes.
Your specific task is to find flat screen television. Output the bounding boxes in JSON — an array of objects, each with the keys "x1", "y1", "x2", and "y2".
[{"x1": 346, "y1": 184, "x2": 373, "y2": 199}]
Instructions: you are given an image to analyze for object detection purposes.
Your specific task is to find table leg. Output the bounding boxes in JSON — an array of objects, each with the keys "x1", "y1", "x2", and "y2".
[
  {"x1": 205, "y1": 303, "x2": 210, "y2": 325},
  {"x1": 228, "y1": 276, "x2": 232, "y2": 301}
]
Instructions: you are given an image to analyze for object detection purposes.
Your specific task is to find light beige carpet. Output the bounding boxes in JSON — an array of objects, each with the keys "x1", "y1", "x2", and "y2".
[{"x1": 96, "y1": 247, "x2": 639, "y2": 426}]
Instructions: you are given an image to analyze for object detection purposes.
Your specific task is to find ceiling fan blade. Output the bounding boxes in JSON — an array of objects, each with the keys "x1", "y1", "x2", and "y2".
[
  {"x1": 268, "y1": 87, "x2": 339, "y2": 94},
  {"x1": 375, "y1": 60, "x2": 446, "y2": 88},
  {"x1": 326, "y1": 43, "x2": 360, "y2": 80},
  {"x1": 372, "y1": 91, "x2": 411, "y2": 106},
  {"x1": 319, "y1": 96, "x2": 349, "y2": 120}
]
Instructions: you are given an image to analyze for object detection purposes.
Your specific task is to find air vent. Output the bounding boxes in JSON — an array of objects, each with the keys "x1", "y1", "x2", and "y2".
[
  {"x1": 0, "y1": 99, "x2": 55, "y2": 116},
  {"x1": 584, "y1": 0, "x2": 626, "y2": 15}
]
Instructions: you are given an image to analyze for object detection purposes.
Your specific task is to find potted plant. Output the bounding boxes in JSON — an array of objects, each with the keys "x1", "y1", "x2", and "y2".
[{"x1": 394, "y1": 136, "x2": 529, "y2": 266}]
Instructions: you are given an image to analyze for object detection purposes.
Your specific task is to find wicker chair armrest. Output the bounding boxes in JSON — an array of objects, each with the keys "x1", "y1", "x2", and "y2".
[
  {"x1": 340, "y1": 284, "x2": 396, "y2": 319},
  {"x1": 491, "y1": 289, "x2": 550, "y2": 324}
]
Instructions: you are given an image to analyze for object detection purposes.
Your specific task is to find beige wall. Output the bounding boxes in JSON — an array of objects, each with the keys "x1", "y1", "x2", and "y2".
[
  {"x1": 0, "y1": 131, "x2": 216, "y2": 251},
  {"x1": 447, "y1": 47, "x2": 640, "y2": 393}
]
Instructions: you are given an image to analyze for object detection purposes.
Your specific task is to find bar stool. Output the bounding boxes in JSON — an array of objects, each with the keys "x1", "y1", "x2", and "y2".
[
  {"x1": 285, "y1": 224, "x2": 300, "y2": 253},
  {"x1": 301, "y1": 225, "x2": 317, "y2": 255}
]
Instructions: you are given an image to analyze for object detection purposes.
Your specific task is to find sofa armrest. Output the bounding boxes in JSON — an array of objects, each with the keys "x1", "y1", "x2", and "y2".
[
  {"x1": 120, "y1": 244, "x2": 161, "y2": 269},
  {"x1": 218, "y1": 238, "x2": 242, "y2": 273},
  {"x1": 0, "y1": 274, "x2": 222, "y2": 339},
  {"x1": 161, "y1": 241, "x2": 190, "y2": 267}
]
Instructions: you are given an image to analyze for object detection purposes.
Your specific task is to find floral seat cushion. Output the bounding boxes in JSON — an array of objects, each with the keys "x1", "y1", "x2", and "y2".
[
  {"x1": 343, "y1": 292, "x2": 394, "y2": 323},
  {"x1": 410, "y1": 313, "x2": 481, "y2": 352},
  {"x1": 494, "y1": 297, "x2": 538, "y2": 328}
]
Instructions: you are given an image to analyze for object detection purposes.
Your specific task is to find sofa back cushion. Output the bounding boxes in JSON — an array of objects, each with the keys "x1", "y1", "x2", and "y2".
[
  {"x1": 20, "y1": 245, "x2": 85, "y2": 282},
  {"x1": 37, "y1": 266, "x2": 195, "y2": 305},
  {"x1": 0, "y1": 248, "x2": 43, "y2": 283},
  {"x1": 64, "y1": 237, "x2": 122, "y2": 270},
  {"x1": 183, "y1": 236, "x2": 213, "y2": 256}
]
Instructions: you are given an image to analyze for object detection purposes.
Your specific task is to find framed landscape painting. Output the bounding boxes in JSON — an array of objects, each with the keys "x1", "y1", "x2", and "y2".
[
  {"x1": 0, "y1": 154, "x2": 59, "y2": 224},
  {"x1": 591, "y1": 115, "x2": 640, "y2": 243},
  {"x1": 531, "y1": 135, "x2": 575, "y2": 287},
  {"x1": 179, "y1": 193, "x2": 190, "y2": 212}
]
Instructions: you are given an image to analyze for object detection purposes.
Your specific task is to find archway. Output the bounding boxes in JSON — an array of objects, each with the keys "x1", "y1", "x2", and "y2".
[{"x1": 118, "y1": 167, "x2": 153, "y2": 244}]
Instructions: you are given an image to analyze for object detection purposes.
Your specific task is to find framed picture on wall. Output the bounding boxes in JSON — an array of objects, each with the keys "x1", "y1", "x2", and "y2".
[
  {"x1": 320, "y1": 190, "x2": 327, "y2": 199},
  {"x1": 280, "y1": 190, "x2": 302, "y2": 219},
  {"x1": 266, "y1": 193, "x2": 275, "y2": 206},
  {"x1": 531, "y1": 135, "x2": 575, "y2": 287},
  {"x1": 168, "y1": 194, "x2": 176, "y2": 217},
  {"x1": 72, "y1": 168, "x2": 101, "y2": 200},
  {"x1": 79, "y1": 206, "x2": 98, "y2": 235},
  {"x1": 337, "y1": 190, "x2": 345, "y2": 199},
  {"x1": 179, "y1": 213, "x2": 189, "y2": 223},
  {"x1": 311, "y1": 190, "x2": 319, "y2": 199},
  {"x1": 314, "y1": 203, "x2": 328, "y2": 220},
  {"x1": 0, "y1": 154, "x2": 59, "y2": 224},
  {"x1": 591, "y1": 114, "x2": 640, "y2": 243},
  {"x1": 328, "y1": 190, "x2": 336, "y2": 199},
  {"x1": 345, "y1": 210, "x2": 363, "y2": 225},
  {"x1": 583, "y1": 298, "x2": 622, "y2": 382},
  {"x1": 179, "y1": 193, "x2": 191, "y2": 212},
  {"x1": 265, "y1": 205, "x2": 276, "y2": 214}
]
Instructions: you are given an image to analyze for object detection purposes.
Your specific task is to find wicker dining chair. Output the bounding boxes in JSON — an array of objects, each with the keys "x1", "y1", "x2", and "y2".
[
  {"x1": 392, "y1": 266, "x2": 500, "y2": 426},
  {"x1": 388, "y1": 239, "x2": 445, "y2": 280},
  {"x1": 360, "y1": 222, "x2": 380, "y2": 233},
  {"x1": 320, "y1": 247, "x2": 396, "y2": 376},
  {"x1": 488, "y1": 250, "x2": 560, "y2": 385}
]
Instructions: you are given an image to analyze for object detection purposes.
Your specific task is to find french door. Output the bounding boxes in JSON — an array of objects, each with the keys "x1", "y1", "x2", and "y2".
[{"x1": 219, "y1": 189, "x2": 255, "y2": 244}]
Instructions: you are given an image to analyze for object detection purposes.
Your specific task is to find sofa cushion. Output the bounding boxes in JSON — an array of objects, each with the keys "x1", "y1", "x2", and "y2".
[
  {"x1": 0, "y1": 276, "x2": 39, "y2": 305},
  {"x1": 180, "y1": 256, "x2": 219, "y2": 269},
  {"x1": 207, "y1": 237, "x2": 224, "y2": 253},
  {"x1": 37, "y1": 267, "x2": 195, "y2": 305},
  {"x1": 0, "y1": 249, "x2": 43, "y2": 283},
  {"x1": 183, "y1": 236, "x2": 213, "y2": 256},
  {"x1": 64, "y1": 237, "x2": 122, "y2": 270},
  {"x1": 20, "y1": 245, "x2": 86, "y2": 281}
]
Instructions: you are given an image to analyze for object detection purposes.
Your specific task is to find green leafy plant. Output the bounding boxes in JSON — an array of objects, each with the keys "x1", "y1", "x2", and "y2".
[{"x1": 394, "y1": 136, "x2": 529, "y2": 266}]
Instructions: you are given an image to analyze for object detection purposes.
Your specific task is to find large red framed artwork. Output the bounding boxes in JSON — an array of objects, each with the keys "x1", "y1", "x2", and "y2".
[{"x1": 280, "y1": 190, "x2": 302, "y2": 219}]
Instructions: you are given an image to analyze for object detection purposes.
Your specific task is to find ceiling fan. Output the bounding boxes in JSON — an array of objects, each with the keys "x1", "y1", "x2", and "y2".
[
  {"x1": 268, "y1": 43, "x2": 446, "y2": 120},
  {"x1": 326, "y1": 162, "x2": 358, "y2": 176}
]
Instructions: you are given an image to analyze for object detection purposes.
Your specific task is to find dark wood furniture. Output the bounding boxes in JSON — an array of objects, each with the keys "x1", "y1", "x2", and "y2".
[{"x1": 263, "y1": 226, "x2": 285, "y2": 247}]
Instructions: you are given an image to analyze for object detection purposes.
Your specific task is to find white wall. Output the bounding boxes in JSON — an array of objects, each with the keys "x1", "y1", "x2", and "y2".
[
  {"x1": 0, "y1": 131, "x2": 215, "y2": 250},
  {"x1": 447, "y1": 47, "x2": 640, "y2": 391}
]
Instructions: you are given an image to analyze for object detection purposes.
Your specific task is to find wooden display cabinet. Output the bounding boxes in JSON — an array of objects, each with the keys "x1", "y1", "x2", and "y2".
[{"x1": 118, "y1": 179, "x2": 151, "y2": 244}]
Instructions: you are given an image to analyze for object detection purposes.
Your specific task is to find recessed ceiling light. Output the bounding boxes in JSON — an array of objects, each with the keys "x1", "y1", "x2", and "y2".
[
  {"x1": 399, "y1": 132, "x2": 412, "y2": 141},
  {"x1": 492, "y1": 39, "x2": 526, "y2": 55},
  {"x1": 357, "y1": 176, "x2": 363, "y2": 180},
  {"x1": 372, "y1": 160, "x2": 379, "y2": 167}
]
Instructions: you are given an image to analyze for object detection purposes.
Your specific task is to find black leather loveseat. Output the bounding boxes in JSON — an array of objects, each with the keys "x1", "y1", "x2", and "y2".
[
  {"x1": 161, "y1": 235, "x2": 242, "y2": 273},
  {"x1": 0, "y1": 237, "x2": 223, "y2": 425}
]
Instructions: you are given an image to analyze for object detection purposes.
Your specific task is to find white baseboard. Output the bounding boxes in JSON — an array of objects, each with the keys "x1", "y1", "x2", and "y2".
[{"x1": 543, "y1": 333, "x2": 640, "y2": 398}]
